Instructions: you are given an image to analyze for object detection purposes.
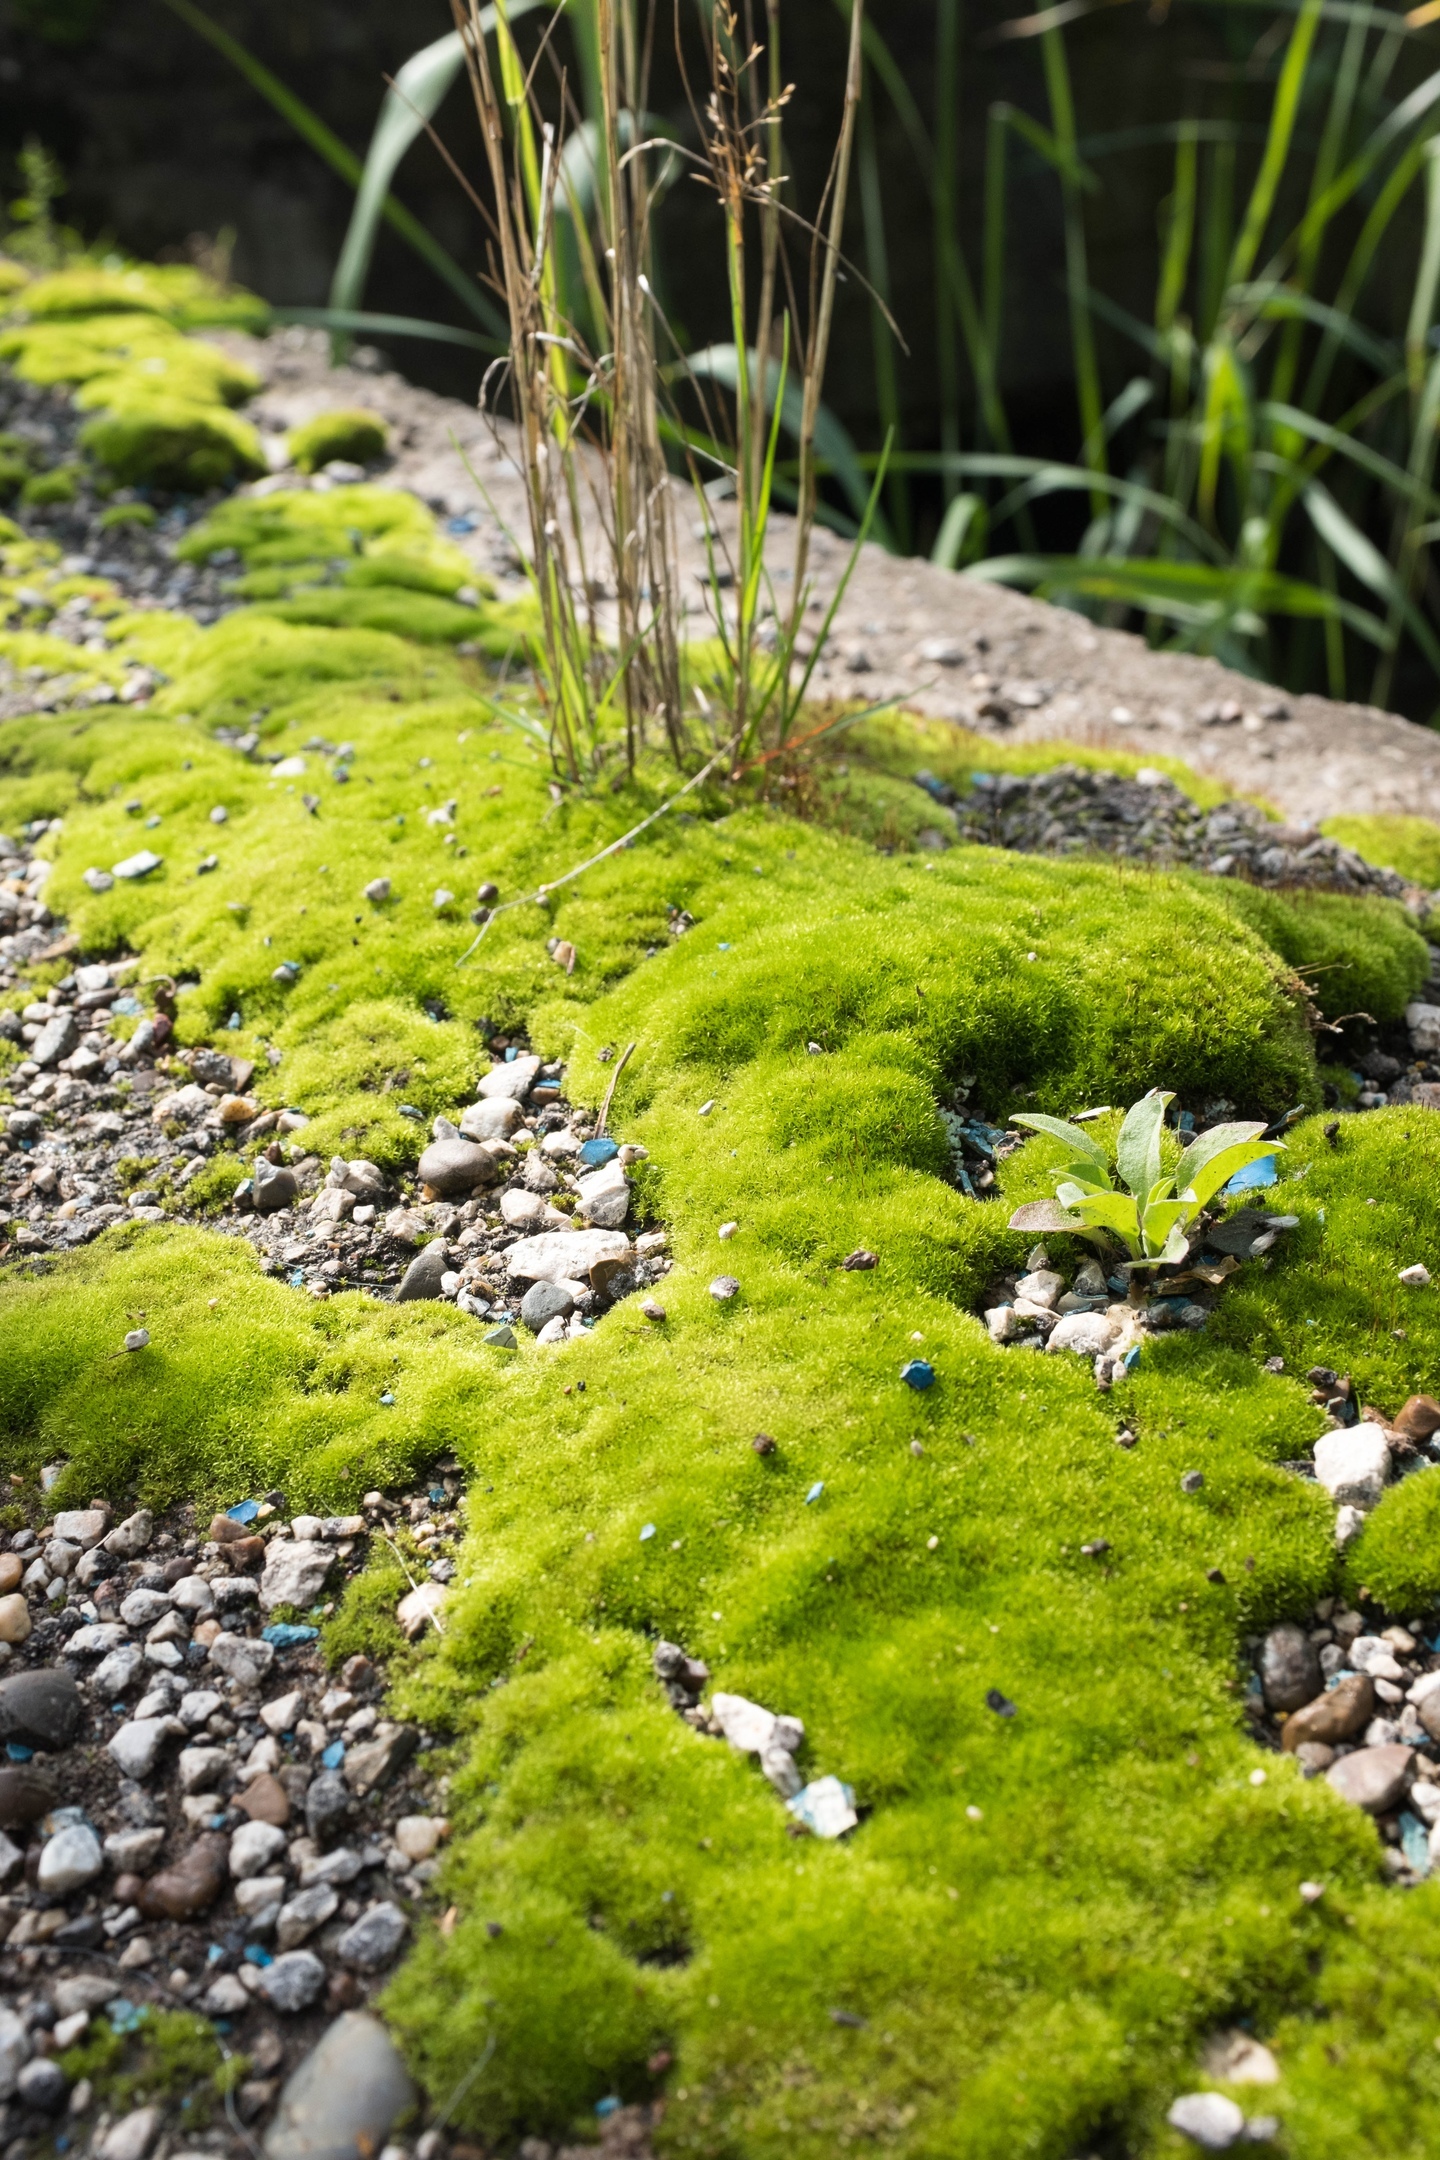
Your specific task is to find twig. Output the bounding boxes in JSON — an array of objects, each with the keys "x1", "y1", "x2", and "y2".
[
  {"x1": 595, "y1": 1041, "x2": 636, "y2": 1135},
  {"x1": 380, "y1": 1530, "x2": 447, "y2": 1637},
  {"x1": 455, "y1": 739, "x2": 738, "y2": 966}
]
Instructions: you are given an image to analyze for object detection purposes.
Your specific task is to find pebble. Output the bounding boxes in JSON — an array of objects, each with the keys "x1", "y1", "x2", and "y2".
[
  {"x1": 136, "y1": 1831, "x2": 229, "y2": 1919},
  {"x1": 1281, "y1": 1674, "x2": 1375, "y2": 1750},
  {"x1": 344, "y1": 1725, "x2": 420, "y2": 1795},
  {"x1": 0, "y1": 1665, "x2": 83, "y2": 1749},
  {"x1": 209, "y1": 1629, "x2": 276, "y2": 1686},
  {"x1": 108, "y1": 1713, "x2": 186, "y2": 1779},
  {"x1": 0, "y1": 1762, "x2": 57, "y2": 1826},
  {"x1": 1258, "y1": 1624, "x2": 1322, "y2": 1714},
  {"x1": 416, "y1": 1135, "x2": 497, "y2": 1197},
  {"x1": 0, "y1": 1591, "x2": 31, "y2": 1643},
  {"x1": 1399, "y1": 1263, "x2": 1432, "y2": 1286},
  {"x1": 232, "y1": 1818, "x2": 289, "y2": 1877},
  {"x1": 336, "y1": 1898, "x2": 408, "y2": 1969},
  {"x1": 0, "y1": 1552, "x2": 20, "y2": 1594},
  {"x1": 395, "y1": 1239, "x2": 451, "y2": 1302},
  {"x1": 37, "y1": 1819, "x2": 103, "y2": 1894},
  {"x1": 394, "y1": 1813, "x2": 446, "y2": 1862},
  {"x1": 259, "y1": 1949, "x2": 328, "y2": 2012},
  {"x1": 236, "y1": 1771, "x2": 293, "y2": 1826},
  {"x1": 262, "y1": 2010, "x2": 415, "y2": 2160},
  {"x1": 1166, "y1": 2092, "x2": 1246, "y2": 2150},
  {"x1": 16, "y1": 2055, "x2": 68, "y2": 2112},
  {"x1": 505, "y1": 1227, "x2": 632, "y2": 1284},
  {"x1": 396, "y1": 1581, "x2": 448, "y2": 1641},
  {"x1": 260, "y1": 1537, "x2": 334, "y2": 1612},
  {"x1": 710, "y1": 1274, "x2": 740, "y2": 1301},
  {"x1": 1325, "y1": 1743, "x2": 1414, "y2": 1813},
  {"x1": 1312, "y1": 1427, "x2": 1391, "y2": 1509},
  {"x1": 276, "y1": 1882, "x2": 340, "y2": 1948},
  {"x1": 97, "y1": 2106, "x2": 163, "y2": 2160},
  {"x1": 305, "y1": 1770, "x2": 353, "y2": 1847},
  {"x1": 0, "y1": 2006, "x2": 27, "y2": 2097},
  {"x1": 521, "y1": 1279, "x2": 575, "y2": 1333}
]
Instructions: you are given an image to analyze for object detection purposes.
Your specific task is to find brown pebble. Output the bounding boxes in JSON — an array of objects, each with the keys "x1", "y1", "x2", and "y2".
[
  {"x1": 1395, "y1": 1394, "x2": 1440, "y2": 1441},
  {"x1": 209, "y1": 1515, "x2": 250, "y2": 1544},
  {"x1": 228, "y1": 1535, "x2": 267, "y2": 1570},
  {"x1": 0, "y1": 1764, "x2": 57, "y2": 1828},
  {"x1": 325, "y1": 1970, "x2": 362, "y2": 2013},
  {"x1": 1282, "y1": 1673, "x2": 1375, "y2": 1751},
  {"x1": 341, "y1": 1654, "x2": 377, "y2": 1693},
  {"x1": 113, "y1": 1872, "x2": 145, "y2": 1906},
  {"x1": 136, "y1": 1832, "x2": 229, "y2": 1921},
  {"x1": 752, "y1": 1434, "x2": 776, "y2": 1456},
  {"x1": 233, "y1": 1772, "x2": 290, "y2": 1827},
  {"x1": 0, "y1": 1554, "x2": 21, "y2": 1596}
]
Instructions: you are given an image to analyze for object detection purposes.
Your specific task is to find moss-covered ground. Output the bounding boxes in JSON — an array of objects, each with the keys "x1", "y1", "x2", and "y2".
[{"x1": 5, "y1": 462, "x2": 1440, "y2": 2155}]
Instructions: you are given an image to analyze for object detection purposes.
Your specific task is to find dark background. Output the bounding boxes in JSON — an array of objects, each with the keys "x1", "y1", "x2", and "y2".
[{"x1": 0, "y1": 0, "x2": 1432, "y2": 557}]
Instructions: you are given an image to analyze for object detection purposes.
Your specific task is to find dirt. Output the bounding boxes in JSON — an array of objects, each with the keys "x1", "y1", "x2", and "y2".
[{"x1": 207, "y1": 325, "x2": 1440, "y2": 828}]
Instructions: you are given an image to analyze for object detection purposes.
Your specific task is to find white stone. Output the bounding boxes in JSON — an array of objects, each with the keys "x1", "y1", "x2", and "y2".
[
  {"x1": 0, "y1": 1829, "x2": 23, "y2": 1885},
  {"x1": 97, "y1": 2106, "x2": 163, "y2": 2160},
  {"x1": 208, "y1": 1630, "x2": 276, "y2": 1687},
  {"x1": 178, "y1": 1688, "x2": 223, "y2": 1728},
  {"x1": 204, "y1": 1974, "x2": 250, "y2": 2016},
  {"x1": 1334, "y1": 1505, "x2": 1366, "y2": 1549},
  {"x1": 1046, "y1": 1311, "x2": 1122, "y2": 1356},
  {"x1": 1406, "y1": 1000, "x2": 1440, "y2": 1053},
  {"x1": 575, "y1": 1158, "x2": 630, "y2": 1229},
  {"x1": 104, "y1": 1827, "x2": 166, "y2": 1871},
  {"x1": 178, "y1": 1745, "x2": 231, "y2": 1794},
  {"x1": 394, "y1": 1815, "x2": 445, "y2": 1863},
  {"x1": 119, "y1": 1587, "x2": 171, "y2": 1630},
  {"x1": 1408, "y1": 1670, "x2": 1440, "y2": 1707},
  {"x1": 276, "y1": 1883, "x2": 339, "y2": 1949},
  {"x1": 1349, "y1": 1635, "x2": 1405, "y2": 1682},
  {"x1": 504, "y1": 1227, "x2": 631, "y2": 1284},
  {"x1": 52, "y1": 1508, "x2": 108, "y2": 1550},
  {"x1": 396, "y1": 1580, "x2": 448, "y2": 1640},
  {"x1": 477, "y1": 1054, "x2": 541, "y2": 1099},
  {"x1": 231, "y1": 1819, "x2": 288, "y2": 1878},
  {"x1": 1014, "y1": 1268, "x2": 1064, "y2": 1308},
  {"x1": 235, "y1": 1873, "x2": 287, "y2": 1916},
  {"x1": 91, "y1": 1645, "x2": 146, "y2": 1697},
  {"x1": 711, "y1": 1691, "x2": 777, "y2": 1754},
  {"x1": 107, "y1": 1715, "x2": 185, "y2": 1779},
  {"x1": 261, "y1": 1689, "x2": 306, "y2": 1735},
  {"x1": 1399, "y1": 1263, "x2": 1432, "y2": 1287},
  {"x1": 985, "y1": 1306, "x2": 1016, "y2": 1343},
  {"x1": 534, "y1": 1313, "x2": 568, "y2": 1345},
  {"x1": 459, "y1": 1097, "x2": 524, "y2": 1141},
  {"x1": 37, "y1": 1822, "x2": 103, "y2": 1895},
  {"x1": 1313, "y1": 1427, "x2": 1391, "y2": 1509},
  {"x1": 1165, "y1": 2093, "x2": 1245, "y2": 2150},
  {"x1": 170, "y1": 1574, "x2": 215, "y2": 1615},
  {"x1": 260, "y1": 1538, "x2": 333, "y2": 1613},
  {"x1": 103, "y1": 1509, "x2": 153, "y2": 1558}
]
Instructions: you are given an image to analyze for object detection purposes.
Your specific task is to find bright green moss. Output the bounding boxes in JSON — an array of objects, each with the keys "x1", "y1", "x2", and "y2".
[
  {"x1": 1189, "y1": 879, "x2": 1429, "y2": 1024},
  {"x1": 19, "y1": 465, "x2": 77, "y2": 506},
  {"x1": 79, "y1": 399, "x2": 265, "y2": 490},
  {"x1": 288, "y1": 406, "x2": 390, "y2": 473},
  {"x1": 97, "y1": 500, "x2": 157, "y2": 530},
  {"x1": 1322, "y1": 812, "x2": 1440, "y2": 889},
  {"x1": 0, "y1": 313, "x2": 260, "y2": 405},
  {"x1": 4, "y1": 436, "x2": 1440, "y2": 2150},
  {"x1": 245, "y1": 585, "x2": 508, "y2": 646},
  {"x1": 11, "y1": 260, "x2": 268, "y2": 332}
]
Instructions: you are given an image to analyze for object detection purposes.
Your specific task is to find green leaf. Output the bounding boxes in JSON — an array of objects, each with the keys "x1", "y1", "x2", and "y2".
[
  {"x1": 1068, "y1": 1191, "x2": 1144, "y2": 1236},
  {"x1": 1138, "y1": 1197, "x2": 1192, "y2": 1253},
  {"x1": 1011, "y1": 1112, "x2": 1112, "y2": 1176},
  {"x1": 1173, "y1": 1120, "x2": 1268, "y2": 1197},
  {"x1": 1115, "y1": 1090, "x2": 1171, "y2": 1202},
  {"x1": 1185, "y1": 1141, "x2": 1285, "y2": 1212}
]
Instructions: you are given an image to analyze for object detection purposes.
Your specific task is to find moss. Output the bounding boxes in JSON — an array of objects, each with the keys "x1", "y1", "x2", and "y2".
[
  {"x1": 11, "y1": 259, "x2": 268, "y2": 331},
  {"x1": 60, "y1": 2004, "x2": 228, "y2": 2122},
  {"x1": 1196, "y1": 880, "x2": 1429, "y2": 1024},
  {"x1": 6, "y1": 429, "x2": 1440, "y2": 2147},
  {"x1": 19, "y1": 465, "x2": 77, "y2": 506},
  {"x1": 0, "y1": 314, "x2": 260, "y2": 406},
  {"x1": 98, "y1": 500, "x2": 157, "y2": 530},
  {"x1": 79, "y1": 399, "x2": 265, "y2": 490},
  {"x1": 1322, "y1": 812, "x2": 1440, "y2": 889},
  {"x1": 288, "y1": 406, "x2": 390, "y2": 473}
]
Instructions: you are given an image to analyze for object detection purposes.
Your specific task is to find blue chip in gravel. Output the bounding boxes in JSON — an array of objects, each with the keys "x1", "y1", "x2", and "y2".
[
  {"x1": 579, "y1": 1136, "x2": 620, "y2": 1167},
  {"x1": 321, "y1": 1740, "x2": 346, "y2": 1770},
  {"x1": 263, "y1": 1623, "x2": 319, "y2": 1649},
  {"x1": 6, "y1": 1744, "x2": 32, "y2": 1763},
  {"x1": 226, "y1": 1500, "x2": 260, "y2": 1524},
  {"x1": 900, "y1": 1359, "x2": 935, "y2": 1391},
  {"x1": 243, "y1": 1945, "x2": 273, "y2": 1968}
]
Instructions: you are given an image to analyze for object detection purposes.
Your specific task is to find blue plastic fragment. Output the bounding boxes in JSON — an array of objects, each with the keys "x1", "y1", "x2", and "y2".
[
  {"x1": 111, "y1": 995, "x2": 142, "y2": 1016},
  {"x1": 578, "y1": 1136, "x2": 620, "y2": 1168},
  {"x1": 6, "y1": 1743, "x2": 32, "y2": 1763},
  {"x1": 1400, "y1": 1810, "x2": 1430, "y2": 1877},
  {"x1": 429, "y1": 1486, "x2": 446, "y2": 1503},
  {"x1": 718, "y1": 941, "x2": 731, "y2": 951},
  {"x1": 1121, "y1": 1343, "x2": 1141, "y2": 1373},
  {"x1": 206, "y1": 1944, "x2": 225, "y2": 1965},
  {"x1": 321, "y1": 1740, "x2": 346, "y2": 1770},
  {"x1": 447, "y1": 514, "x2": 477, "y2": 534},
  {"x1": 397, "y1": 1104, "x2": 422, "y2": 1120},
  {"x1": 805, "y1": 1481, "x2": 825, "y2": 1504},
  {"x1": 243, "y1": 1945, "x2": 274, "y2": 1968},
  {"x1": 596, "y1": 2098, "x2": 621, "y2": 2119},
  {"x1": 1223, "y1": 1155, "x2": 1278, "y2": 1195},
  {"x1": 505, "y1": 1045, "x2": 519, "y2": 1062},
  {"x1": 108, "y1": 2000, "x2": 145, "y2": 2034},
  {"x1": 380, "y1": 1391, "x2": 395, "y2": 1405},
  {"x1": 226, "y1": 1500, "x2": 260, "y2": 1525},
  {"x1": 263, "y1": 1623, "x2": 319, "y2": 1649},
  {"x1": 901, "y1": 1359, "x2": 935, "y2": 1391},
  {"x1": 639, "y1": 1522, "x2": 656, "y2": 1541},
  {"x1": 226, "y1": 1012, "x2": 241, "y2": 1031},
  {"x1": 289, "y1": 1269, "x2": 306, "y2": 1288}
]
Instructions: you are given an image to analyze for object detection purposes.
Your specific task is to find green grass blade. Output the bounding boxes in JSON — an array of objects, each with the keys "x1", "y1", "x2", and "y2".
[
  {"x1": 1040, "y1": 20, "x2": 1106, "y2": 509},
  {"x1": 930, "y1": 492, "x2": 987, "y2": 568},
  {"x1": 1227, "y1": 0, "x2": 1324, "y2": 289},
  {"x1": 1156, "y1": 122, "x2": 1198, "y2": 339},
  {"x1": 858, "y1": 68, "x2": 910, "y2": 549},
  {"x1": 1302, "y1": 478, "x2": 1440, "y2": 673},
  {"x1": 270, "y1": 307, "x2": 501, "y2": 351}
]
